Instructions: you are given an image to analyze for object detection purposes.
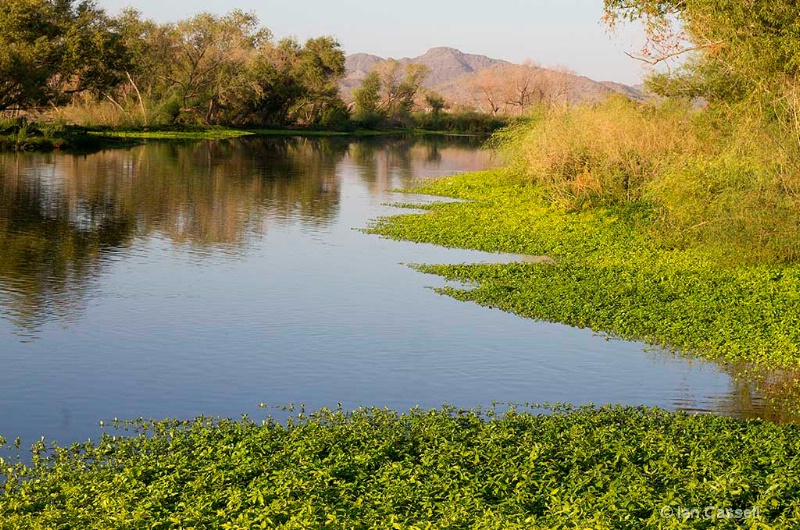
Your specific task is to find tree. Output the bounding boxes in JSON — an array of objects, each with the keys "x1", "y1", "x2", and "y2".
[
  {"x1": 602, "y1": 0, "x2": 800, "y2": 112},
  {"x1": 352, "y1": 62, "x2": 430, "y2": 127},
  {"x1": 231, "y1": 36, "x2": 345, "y2": 127},
  {"x1": 0, "y1": 0, "x2": 127, "y2": 111},
  {"x1": 467, "y1": 63, "x2": 572, "y2": 116},
  {"x1": 394, "y1": 63, "x2": 429, "y2": 119},
  {"x1": 289, "y1": 37, "x2": 346, "y2": 125},
  {"x1": 352, "y1": 71, "x2": 382, "y2": 125},
  {"x1": 504, "y1": 62, "x2": 538, "y2": 114},
  {"x1": 425, "y1": 92, "x2": 446, "y2": 116},
  {"x1": 0, "y1": 4, "x2": 349, "y2": 128},
  {"x1": 113, "y1": 8, "x2": 177, "y2": 122},
  {"x1": 166, "y1": 10, "x2": 271, "y2": 124},
  {"x1": 372, "y1": 60, "x2": 430, "y2": 124},
  {"x1": 468, "y1": 68, "x2": 505, "y2": 116},
  {"x1": 235, "y1": 38, "x2": 303, "y2": 126}
]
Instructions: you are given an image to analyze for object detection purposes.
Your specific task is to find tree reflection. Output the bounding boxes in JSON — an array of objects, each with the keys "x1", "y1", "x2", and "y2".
[
  {"x1": 0, "y1": 137, "x2": 349, "y2": 332},
  {"x1": 658, "y1": 348, "x2": 800, "y2": 423},
  {"x1": 712, "y1": 365, "x2": 800, "y2": 423},
  {"x1": 349, "y1": 135, "x2": 489, "y2": 193},
  {"x1": 0, "y1": 168, "x2": 133, "y2": 332}
]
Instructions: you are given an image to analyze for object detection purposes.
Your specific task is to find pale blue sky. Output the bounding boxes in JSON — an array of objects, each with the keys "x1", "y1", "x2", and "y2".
[{"x1": 96, "y1": 0, "x2": 650, "y2": 84}]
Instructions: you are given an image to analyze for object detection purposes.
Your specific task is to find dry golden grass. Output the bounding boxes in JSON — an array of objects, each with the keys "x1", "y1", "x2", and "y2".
[
  {"x1": 503, "y1": 96, "x2": 709, "y2": 209},
  {"x1": 501, "y1": 96, "x2": 800, "y2": 263},
  {"x1": 53, "y1": 93, "x2": 149, "y2": 128}
]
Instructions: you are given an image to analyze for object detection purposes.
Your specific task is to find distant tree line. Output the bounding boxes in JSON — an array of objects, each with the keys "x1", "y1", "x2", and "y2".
[
  {"x1": 0, "y1": 0, "x2": 348, "y2": 127},
  {"x1": 0, "y1": 0, "x2": 513, "y2": 134}
]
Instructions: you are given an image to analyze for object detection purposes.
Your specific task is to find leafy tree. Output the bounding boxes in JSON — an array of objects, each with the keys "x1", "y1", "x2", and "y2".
[
  {"x1": 0, "y1": 0, "x2": 127, "y2": 111},
  {"x1": 166, "y1": 10, "x2": 271, "y2": 124},
  {"x1": 113, "y1": 8, "x2": 176, "y2": 122},
  {"x1": 352, "y1": 71, "x2": 383, "y2": 126},
  {"x1": 290, "y1": 36, "x2": 347, "y2": 125},
  {"x1": 353, "y1": 61, "x2": 430, "y2": 127},
  {"x1": 238, "y1": 38, "x2": 306, "y2": 126},
  {"x1": 393, "y1": 63, "x2": 429, "y2": 120},
  {"x1": 374, "y1": 60, "x2": 430, "y2": 124},
  {"x1": 1, "y1": 5, "x2": 346, "y2": 128},
  {"x1": 603, "y1": 0, "x2": 800, "y2": 128},
  {"x1": 425, "y1": 92, "x2": 446, "y2": 117}
]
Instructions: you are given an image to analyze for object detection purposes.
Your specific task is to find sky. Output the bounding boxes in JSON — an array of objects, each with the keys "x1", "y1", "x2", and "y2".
[{"x1": 96, "y1": 0, "x2": 651, "y2": 85}]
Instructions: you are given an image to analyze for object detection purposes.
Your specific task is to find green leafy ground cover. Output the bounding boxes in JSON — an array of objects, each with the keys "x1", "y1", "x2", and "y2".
[
  {"x1": 87, "y1": 127, "x2": 489, "y2": 140},
  {"x1": 368, "y1": 170, "x2": 800, "y2": 369},
  {"x1": 2, "y1": 405, "x2": 799, "y2": 529},
  {"x1": 89, "y1": 127, "x2": 254, "y2": 140}
]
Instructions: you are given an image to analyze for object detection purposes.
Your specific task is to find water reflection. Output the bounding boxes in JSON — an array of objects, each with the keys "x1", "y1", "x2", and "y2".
[
  {"x1": 0, "y1": 137, "x2": 355, "y2": 331},
  {"x1": 712, "y1": 365, "x2": 800, "y2": 423},
  {"x1": 0, "y1": 136, "x2": 487, "y2": 334},
  {"x1": 351, "y1": 136, "x2": 486, "y2": 192}
]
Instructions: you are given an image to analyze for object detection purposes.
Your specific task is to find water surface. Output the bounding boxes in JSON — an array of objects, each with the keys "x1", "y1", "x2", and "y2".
[{"x1": 0, "y1": 136, "x2": 792, "y2": 447}]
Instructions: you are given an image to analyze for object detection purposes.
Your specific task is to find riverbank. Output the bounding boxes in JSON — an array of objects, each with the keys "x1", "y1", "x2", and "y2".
[
  {"x1": 2, "y1": 405, "x2": 798, "y2": 528},
  {"x1": 368, "y1": 169, "x2": 800, "y2": 371},
  {"x1": 0, "y1": 124, "x2": 493, "y2": 152}
]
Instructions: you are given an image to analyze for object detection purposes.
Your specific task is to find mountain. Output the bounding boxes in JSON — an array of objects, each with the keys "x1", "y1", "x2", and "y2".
[
  {"x1": 404, "y1": 47, "x2": 509, "y2": 87},
  {"x1": 341, "y1": 47, "x2": 508, "y2": 98},
  {"x1": 343, "y1": 53, "x2": 384, "y2": 85},
  {"x1": 600, "y1": 81, "x2": 647, "y2": 100},
  {"x1": 341, "y1": 47, "x2": 645, "y2": 107}
]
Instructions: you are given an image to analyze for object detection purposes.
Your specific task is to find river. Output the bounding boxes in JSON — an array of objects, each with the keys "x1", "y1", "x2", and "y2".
[{"x1": 0, "y1": 136, "x2": 790, "y2": 447}]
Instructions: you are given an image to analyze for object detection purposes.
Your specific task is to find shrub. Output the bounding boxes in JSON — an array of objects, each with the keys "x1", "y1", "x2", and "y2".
[
  {"x1": 499, "y1": 97, "x2": 708, "y2": 209},
  {"x1": 498, "y1": 96, "x2": 800, "y2": 264}
]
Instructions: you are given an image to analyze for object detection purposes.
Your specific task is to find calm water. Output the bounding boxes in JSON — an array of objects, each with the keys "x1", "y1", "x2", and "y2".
[{"x1": 0, "y1": 136, "x2": 792, "y2": 446}]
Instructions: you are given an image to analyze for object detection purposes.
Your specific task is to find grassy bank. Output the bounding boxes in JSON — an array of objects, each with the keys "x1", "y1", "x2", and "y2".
[
  {"x1": 2, "y1": 405, "x2": 799, "y2": 528},
  {"x1": 369, "y1": 169, "x2": 800, "y2": 369},
  {"x1": 368, "y1": 97, "x2": 800, "y2": 371},
  {"x1": 0, "y1": 120, "x2": 111, "y2": 152},
  {"x1": 0, "y1": 122, "x2": 494, "y2": 152}
]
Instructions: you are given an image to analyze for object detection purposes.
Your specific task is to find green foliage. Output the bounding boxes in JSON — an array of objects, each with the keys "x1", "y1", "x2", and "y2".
[
  {"x1": 0, "y1": 0, "x2": 128, "y2": 111},
  {"x1": 91, "y1": 127, "x2": 253, "y2": 140},
  {"x1": 214, "y1": 34, "x2": 348, "y2": 127},
  {"x1": 603, "y1": 0, "x2": 800, "y2": 138},
  {"x1": 368, "y1": 169, "x2": 800, "y2": 369},
  {"x1": 289, "y1": 36, "x2": 347, "y2": 125},
  {"x1": 425, "y1": 92, "x2": 446, "y2": 117},
  {"x1": 154, "y1": 94, "x2": 183, "y2": 125},
  {"x1": 317, "y1": 98, "x2": 352, "y2": 130},
  {"x1": 413, "y1": 110, "x2": 509, "y2": 135},
  {"x1": 353, "y1": 62, "x2": 431, "y2": 128},
  {"x1": 353, "y1": 71, "x2": 384, "y2": 126},
  {"x1": 27, "y1": 8, "x2": 344, "y2": 127},
  {"x1": 0, "y1": 118, "x2": 99, "y2": 151},
  {"x1": 2, "y1": 405, "x2": 800, "y2": 528}
]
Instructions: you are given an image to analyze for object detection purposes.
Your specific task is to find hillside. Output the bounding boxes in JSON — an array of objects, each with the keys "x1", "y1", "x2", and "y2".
[{"x1": 341, "y1": 47, "x2": 645, "y2": 108}]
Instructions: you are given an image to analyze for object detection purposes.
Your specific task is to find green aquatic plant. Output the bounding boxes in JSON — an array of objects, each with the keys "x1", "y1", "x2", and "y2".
[
  {"x1": 368, "y1": 169, "x2": 800, "y2": 369},
  {"x1": 2, "y1": 405, "x2": 800, "y2": 528},
  {"x1": 89, "y1": 127, "x2": 254, "y2": 141}
]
